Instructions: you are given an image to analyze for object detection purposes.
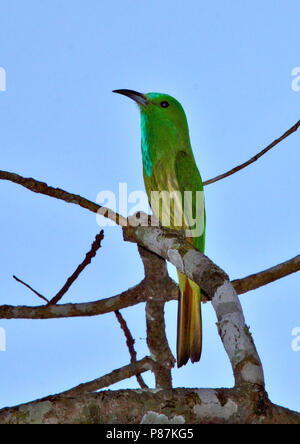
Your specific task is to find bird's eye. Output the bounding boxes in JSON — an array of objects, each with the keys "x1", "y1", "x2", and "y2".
[{"x1": 160, "y1": 101, "x2": 169, "y2": 108}]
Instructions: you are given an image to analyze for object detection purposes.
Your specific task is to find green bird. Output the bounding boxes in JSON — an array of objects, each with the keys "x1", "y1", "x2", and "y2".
[{"x1": 113, "y1": 89, "x2": 205, "y2": 367}]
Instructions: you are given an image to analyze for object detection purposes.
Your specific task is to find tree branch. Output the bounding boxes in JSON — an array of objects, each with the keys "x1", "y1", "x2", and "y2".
[
  {"x1": 12, "y1": 231, "x2": 105, "y2": 305},
  {"x1": 114, "y1": 310, "x2": 148, "y2": 389},
  {"x1": 0, "y1": 170, "x2": 127, "y2": 226},
  {"x1": 1, "y1": 386, "x2": 299, "y2": 424},
  {"x1": 124, "y1": 225, "x2": 265, "y2": 387},
  {"x1": 232, "y1": 255, "x2": 300, "y2": 294},
  {"x1": 0, "y1": 118, "x2": 299, "y2": 422},
  {"x1": 12, "y1": 275, "x2": 49, "y2": 303},
  {"x1": 0, "y1": 281, "x2": 168, "y2": 319},
  {"x1": 138, "y1": 246, "x2": 175, "y2": 388},
  {"x1": 58, "y1": 357, "x2": 152, "y2": 397},
  {"x1": 49, "y1": 230, "x2": 104, "y2": 305},
  {"x1": 1, "y1": 253, "x2": 298, "y2": 320},
  {"x1": 203, "y1": 119, "x2": 300, "y2": 185}
]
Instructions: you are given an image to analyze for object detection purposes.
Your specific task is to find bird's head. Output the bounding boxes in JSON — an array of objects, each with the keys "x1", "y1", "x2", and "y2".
[{"x1": 113, "y1": 89, "x2": 189, "y2": 133}]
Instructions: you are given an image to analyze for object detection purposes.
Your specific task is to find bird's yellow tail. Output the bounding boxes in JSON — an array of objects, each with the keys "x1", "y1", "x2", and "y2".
[{"x1": 177, "y1": 271, "x2": 202, "y2": 367}]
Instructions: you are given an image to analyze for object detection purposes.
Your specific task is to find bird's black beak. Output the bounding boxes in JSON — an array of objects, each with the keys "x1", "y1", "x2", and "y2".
[{"x1": 113, "y1": 89, "x2": 149, "y2": 107}]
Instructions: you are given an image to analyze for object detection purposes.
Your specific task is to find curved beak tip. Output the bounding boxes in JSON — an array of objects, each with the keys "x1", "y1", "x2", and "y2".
[{"x1": 112, "y1": 89, "x2": 149, "y2": 106}]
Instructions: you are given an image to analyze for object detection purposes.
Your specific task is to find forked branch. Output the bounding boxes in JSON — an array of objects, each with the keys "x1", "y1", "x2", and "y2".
[{"x1": 1, "y1": 253, "x2": 298, "y2": 320}]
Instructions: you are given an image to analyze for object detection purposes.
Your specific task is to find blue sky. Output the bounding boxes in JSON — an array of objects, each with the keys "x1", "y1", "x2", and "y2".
[{"x1": 0, "y1": 1, "x2": 299, "y2": 412}]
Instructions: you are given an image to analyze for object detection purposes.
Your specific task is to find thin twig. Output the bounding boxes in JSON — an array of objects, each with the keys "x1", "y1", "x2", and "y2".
[
  {"x1": 58, "y1": 356, "x2": 152, "y2": 396},
  {"x1": 114, "y1": 309, "x2": 148, "y2": 389},
  {"x1": 12, "y1": 275, "x2": 49, "y2": 303},
  {"x1": 203, "y1": 119, "x2": 300, "y2": 185},
  {"x1": 48, "y1": 230, "x2": 104, "y2": 305},
  {"x1": 12, "y1": 231, "x2": 105, "y2": 305}
]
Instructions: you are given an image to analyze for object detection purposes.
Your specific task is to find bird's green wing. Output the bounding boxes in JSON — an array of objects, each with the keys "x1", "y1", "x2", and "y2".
[{"x1": 174, "y1": 150, "x2": 205, "y2": 253}]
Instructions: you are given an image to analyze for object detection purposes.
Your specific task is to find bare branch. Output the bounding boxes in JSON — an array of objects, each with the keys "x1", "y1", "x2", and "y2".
[
  {"x1": 232, "y1": 255, "x2": 300, "y2": 294},
  {"x1": 138, "y1": 246, "x2": 175, "y2": 388},
  {"x1": 1, "y1": 386, "x2": 299, "y2": 424},
  {"x1": 203, "y1": 119, "x2": 300, "y2": 185},
  {"x1": 124, "y1": 225, "x2": 265, "y2": 387},
  {"x1": 145, "y1": 300, "x2": 175, "y2": 388},
  {"x1": 0, "y1": 281, "x2": 144, "y2": 319},
  {"x1": 12, "y1": 275, "x2": 49, "y2": 303},
  {"x1": 0, "y1": 170, "x2": 127, "y2": 226},
  {"x1": 1, "y1": 252, "x2": 298, "y2": 320},
  {"x1": 114, "y1": 309, "x2": 148, "y2": 389},
  {"x1": 0, "y1": 121, "x2": 299, "y2": 421},
  {"x1": 49, "y1": 230, "x2": 104, "y2": 305},
  {"x1": 12, "y1": 231, "x2": 105, "y2": 305},
  {"x1": 0, "y1": 278, "x2": 178, "y2": 320},
  {"x1": 124, "y1": 226, "x2": 228, "y2": 300},
  {"x1": 58, "y1": 356, "x2": 152, "y2": 397}
]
